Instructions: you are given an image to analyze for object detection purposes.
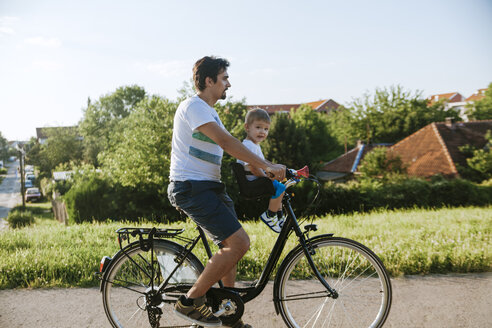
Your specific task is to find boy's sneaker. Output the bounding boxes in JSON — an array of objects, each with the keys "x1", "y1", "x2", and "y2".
[
  {"x1": 260, "y1": 211, "x2": 284, "y2": 233},
  {"x1": 174, "y1": 295, "x2": 222, "y2": 327}
]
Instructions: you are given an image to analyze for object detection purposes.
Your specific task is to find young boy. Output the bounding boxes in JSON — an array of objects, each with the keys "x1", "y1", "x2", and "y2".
[{"x1": 237, "y1": 108, "x2": 286, "y2": 233}]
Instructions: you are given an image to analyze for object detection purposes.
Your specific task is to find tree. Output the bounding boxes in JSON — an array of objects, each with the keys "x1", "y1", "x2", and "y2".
[
  {"x1": 466, "y1": 83, "x2": 492, "y2": 120},
  {"x1": 263, "y1": 106, "x2": 340, "y2": 171},
  {"x1": 26, "y1": 128, "x2": 84, "y2": 178},
  {"x1": 0, "y1": 132, "x2": 9, "y2": 162},
  {"x1": 458, "y1": 131, "x2": 492, "y2": 182},
  {"x1": 99, "y1": 95, "x2": 177, "y2": 191},
  {"x1": 343, "y1": 85, "x2": 460, "y2": 145},
  {"x1": 358, "y1": 147, "x2": 406, "y2": 178},
  {"x1": 79, "y1": 85, "x2": 146, "y2": 166}
]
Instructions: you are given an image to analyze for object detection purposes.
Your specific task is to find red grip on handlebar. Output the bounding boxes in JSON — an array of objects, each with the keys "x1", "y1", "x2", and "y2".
[{"x1": 296, "y1": 166, "x2": 309, "y2": 178}]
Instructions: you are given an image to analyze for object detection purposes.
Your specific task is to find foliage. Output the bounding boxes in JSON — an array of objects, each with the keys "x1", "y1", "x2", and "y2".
[
  {"x1": 325, "y1": 105, "x2": 356, "y2": 152},
  {"x1": 263, "y1": 106, "x2": 341, "y2": 171},
  {"x1": 0, "y1": 131, "x2": 9, "y2": 162},
  {"x1": 457, "y1": 132, "x2": 492, "y2": 182},
  {"x1": 333, "y1": 85, "x2": 461, "y2": 146},
  {"x1": 0, "y1": 207, "x2": 490, "y2": 288},
  {"x1": 63, "y1": 168, "x2": 116, "y2": 224},
  {"x1": 99, "y1": 95, "x2": 177, "y2": 190},
  {"x1": 6, "y1": 210, "x2": 34, "y2": 229},
  {"x1": 25, "y1": 129, "x2": 83, "y2": 179},
  {"x1": 79, "y1": 85, "x2": 146, "y2": 166},
  {"x1": 298, "y1": 176, "x2": 492, "y2": 216},
  {"x1": 358, "y1": 147, "x2": 406, "y2": 178},
  {"x1": 466, "y1": 83, "x2": 492, "y2": 120},
  {"x1": 0, "y1": 167, "x2": 7, "y2": 175}
]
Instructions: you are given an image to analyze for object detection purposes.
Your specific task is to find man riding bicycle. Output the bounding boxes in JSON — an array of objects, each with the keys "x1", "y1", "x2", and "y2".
[{"x1": 167, "y1": 56, "x2": 285, "y2": 327}]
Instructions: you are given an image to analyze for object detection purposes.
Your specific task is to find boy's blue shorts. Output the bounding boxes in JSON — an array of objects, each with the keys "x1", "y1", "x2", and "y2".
[{"x1": 167, "y1": 180, "x2": 242, "y2": 247}]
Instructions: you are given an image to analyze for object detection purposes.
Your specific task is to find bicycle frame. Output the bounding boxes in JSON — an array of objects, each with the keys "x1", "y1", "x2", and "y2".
[{"x1": 148, "y1": 192, "x2": 338, "y2": 304}]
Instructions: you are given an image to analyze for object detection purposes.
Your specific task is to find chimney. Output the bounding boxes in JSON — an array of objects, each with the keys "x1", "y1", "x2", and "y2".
[{"x1": 445, "y1": 117, "x2": 454, "y2": 128}]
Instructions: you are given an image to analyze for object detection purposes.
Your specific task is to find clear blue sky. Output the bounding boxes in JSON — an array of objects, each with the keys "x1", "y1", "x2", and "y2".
[{"x1": 1, "y1": 0, "x2": 491, "y2": 141}]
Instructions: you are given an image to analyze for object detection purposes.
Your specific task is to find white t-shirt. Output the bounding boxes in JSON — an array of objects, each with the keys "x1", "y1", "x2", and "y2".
[
  {"x1": 169, "y1": 95, "x2": 226, "y2": 182},
  {"x1": 237, "y1": 139, "x2": 265, "y2": 181}
]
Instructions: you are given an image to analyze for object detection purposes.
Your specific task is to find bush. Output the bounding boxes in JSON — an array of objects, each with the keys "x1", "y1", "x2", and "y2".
[
  {"x1": 0, "y1": 167, "x2": 7, "y2": 175},
  {"x1": 6, "y1": 210, "x2": 34, "y2": 229},
  {"x1": 292, "y1": 176, "x2": 492, "y2": 217},
  {"x1": 63, "y1": 171, "x2": 177, "y2": 224}
]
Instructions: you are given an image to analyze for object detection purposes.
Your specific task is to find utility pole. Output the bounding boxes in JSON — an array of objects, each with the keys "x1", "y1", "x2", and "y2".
[{"x1": 17, "y1": 146, "x2": 26, "y2": 209}]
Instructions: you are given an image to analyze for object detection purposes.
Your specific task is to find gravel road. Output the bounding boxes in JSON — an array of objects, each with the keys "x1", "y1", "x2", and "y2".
[{"x1": 0, "y1": 273, "x2": 490, "y2": 328}]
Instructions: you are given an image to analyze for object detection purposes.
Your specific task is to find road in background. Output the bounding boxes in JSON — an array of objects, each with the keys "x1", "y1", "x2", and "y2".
[{"x1": 0, "y1": 160, "x2": 21, "y2": 229}]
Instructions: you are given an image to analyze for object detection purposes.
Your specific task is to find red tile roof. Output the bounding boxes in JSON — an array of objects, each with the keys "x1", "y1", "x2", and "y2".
[
  {"x1": 427, "y1": 92, "x2": 465, "y2": 106},
  {"x1": 248, "y1": 99, "x2": 339, "y2": 115},
  {"x1": 389, "y1": 120, "x2": 492, "y2": 177},
  {"x1": 465, "y1": 88, "x2": 488, "y2": 102}
]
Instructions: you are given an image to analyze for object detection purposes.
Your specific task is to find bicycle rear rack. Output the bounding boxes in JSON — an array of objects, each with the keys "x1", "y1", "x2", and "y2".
[{"x1": 115, "y1": 227, "x2": 193, "y2": 250}]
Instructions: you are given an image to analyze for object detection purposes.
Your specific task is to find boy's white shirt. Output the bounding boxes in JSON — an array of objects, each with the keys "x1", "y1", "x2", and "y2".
[
  {"x1": 170, "y1": 95, "x2": 226, "y2": 182},
  {"x1": 237, "y1": 139, "x2": 265, "y2": 181}
]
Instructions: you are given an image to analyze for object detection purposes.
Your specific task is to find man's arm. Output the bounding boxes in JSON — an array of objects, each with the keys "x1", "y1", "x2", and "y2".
[{"x1": 198, "y1": 122, "x2": 285, "y2": 180}]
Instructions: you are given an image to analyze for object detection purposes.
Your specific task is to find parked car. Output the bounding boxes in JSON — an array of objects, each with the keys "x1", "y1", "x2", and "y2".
[
  {"x1": 24, "y1": 180, "x2": 33, "y2": 188},
  {"x1": 25, "y1": 165, "x2": 34, "y2": 173},
  {"x1": 25, "y1": 187, "x2": 42, "y2": 202},
  {"x1": 25, "y1": 173, "x2": 35, "y2": 181}
]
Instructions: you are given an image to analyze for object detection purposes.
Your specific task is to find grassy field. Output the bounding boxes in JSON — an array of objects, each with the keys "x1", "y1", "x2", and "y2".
[{"x1": 0, "y1": 203, "x2": 490, "y2": 289}]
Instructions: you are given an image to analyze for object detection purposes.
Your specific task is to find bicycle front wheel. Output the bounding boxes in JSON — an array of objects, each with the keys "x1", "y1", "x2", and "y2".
[
  {"x1": 101, "y1": 239, "x2": 204, "y2": 328},
  {"x1": 276, "y1": 236, "x2": 392, "y2": 328}
]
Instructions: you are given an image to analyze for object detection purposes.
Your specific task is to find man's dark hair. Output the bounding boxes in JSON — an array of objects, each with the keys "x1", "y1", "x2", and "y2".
[{"x1": 193, "y1": 56, "x2": 230, "y2": 92}]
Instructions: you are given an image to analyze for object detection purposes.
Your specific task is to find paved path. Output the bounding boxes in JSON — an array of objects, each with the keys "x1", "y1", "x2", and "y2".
[
  {"x1": 0, "y1": 273, "x2": 490, "y2": 327},
  {"x1": 0, "y1": 161, "x2": 21, "y2": 229}
]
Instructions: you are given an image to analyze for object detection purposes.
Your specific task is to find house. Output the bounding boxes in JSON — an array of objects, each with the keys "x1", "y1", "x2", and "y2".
[
  {"x1": 247, "y1": 98, "x2": 340, "y2": 115},
  {"x1": 427, "y1": 87, "x2": 489, "y2": 121},
  {"x1": 388, "y1": 119, "x2": 492, "y2": 178},
  {"x1": 36, "y1": 126, "x2": 81, "y2": 144},
  {"x1": 427, "y1": 92, "x2": 467, "y2": 119},
  {"x1": 466, "y1": 88, "x2": 488, "y2": 103},
  {"x1": 317, "y1": 142, "x2": 392, "y2": 181}
]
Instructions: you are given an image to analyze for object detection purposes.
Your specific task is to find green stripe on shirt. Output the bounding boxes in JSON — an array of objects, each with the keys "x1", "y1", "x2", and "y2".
[{"x1": 192, "y1": 132, "x2": 216, "y2": 144}]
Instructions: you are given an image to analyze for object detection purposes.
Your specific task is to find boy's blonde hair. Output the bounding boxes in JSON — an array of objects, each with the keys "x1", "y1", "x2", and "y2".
[{"x1": 245, "y1": 108, "x2": 270, "y2": 125}]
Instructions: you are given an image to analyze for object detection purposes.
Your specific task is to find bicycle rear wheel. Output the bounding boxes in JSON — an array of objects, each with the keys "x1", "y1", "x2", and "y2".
[
  {"x1": 101, "y1": 239, "x2": 204, "y2": 328},
  {"x1": 276, "y1": 236, "x2": 392, "y2": 328}
]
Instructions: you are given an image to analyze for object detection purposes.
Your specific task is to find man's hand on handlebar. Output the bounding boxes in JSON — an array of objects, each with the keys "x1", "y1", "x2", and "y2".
[{"x1": 265, "y1": 164, "x2": 286, "y2": 181}]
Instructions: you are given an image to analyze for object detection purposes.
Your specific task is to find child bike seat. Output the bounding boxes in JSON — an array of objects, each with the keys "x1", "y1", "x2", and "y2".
[{"x1": 232, "y1": 163, "x2": 275, "y2": 200}]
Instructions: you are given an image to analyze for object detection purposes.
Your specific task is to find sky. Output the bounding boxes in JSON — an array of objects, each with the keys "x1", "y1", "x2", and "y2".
[{"x1": 0, "y1": 0, "x2": 491, "y2": 141}]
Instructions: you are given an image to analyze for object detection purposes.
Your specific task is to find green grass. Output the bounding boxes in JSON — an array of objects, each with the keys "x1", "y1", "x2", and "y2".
[{"x1": 0, "y1": 203, "x2": 490, "y2": 289}]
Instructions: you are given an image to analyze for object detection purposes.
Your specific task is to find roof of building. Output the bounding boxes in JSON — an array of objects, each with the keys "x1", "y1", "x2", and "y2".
[
  {"x1": 389, "y1": 120, "x2": 492, "y2": 177},
  {"x1": 465, "y1": 88, "x2": 488, "y2": 102},
  {"x1": 320, "y1": 143, "x2": 392, "y2": 173},
  {"x1": 248, "y1": 99, "x2": 340, "y2": 115},
  {"x1": 427, "y1": 92, "x2": 465, "y2": 106}
]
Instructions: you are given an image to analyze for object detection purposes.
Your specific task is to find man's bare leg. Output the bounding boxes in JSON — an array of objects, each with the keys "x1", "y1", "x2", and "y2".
[
  {"x1": 221, "y1": 264, "x2": 237, "y2": 287},
  {"x1": 186, "y1": 228, "x2": 249, "y2": 298}
]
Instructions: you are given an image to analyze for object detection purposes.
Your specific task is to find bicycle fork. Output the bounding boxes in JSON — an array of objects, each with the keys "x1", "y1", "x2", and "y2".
[{"x1": 285, "y1": 199, "x2": 339, "y2": 299}]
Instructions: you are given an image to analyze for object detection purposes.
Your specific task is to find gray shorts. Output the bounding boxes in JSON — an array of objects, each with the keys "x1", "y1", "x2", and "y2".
[{"x1": 167, "y1": 180, "x2": 242, "y2": 246}]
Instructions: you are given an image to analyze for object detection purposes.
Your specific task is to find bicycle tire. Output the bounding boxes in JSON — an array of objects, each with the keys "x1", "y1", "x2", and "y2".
[
  {"x1": 275, "y1": 236, "x2": 392, "y2": 328},
  {"x1": 101, "y1": 239, "x2": 204, "y2": 328}
]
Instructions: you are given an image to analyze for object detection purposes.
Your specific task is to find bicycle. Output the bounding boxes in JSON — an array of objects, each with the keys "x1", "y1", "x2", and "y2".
[{"x1": 96, "y1": 166, "x2": 392, "y2": 328}]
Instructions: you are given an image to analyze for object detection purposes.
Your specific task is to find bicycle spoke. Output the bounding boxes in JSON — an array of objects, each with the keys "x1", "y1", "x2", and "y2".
[
  {"x1": 102, "y1": 240, "x2": 203, "y2": 328},
  {"x1": 277, "y1": 237, "x2": 391, "y2": 328}
]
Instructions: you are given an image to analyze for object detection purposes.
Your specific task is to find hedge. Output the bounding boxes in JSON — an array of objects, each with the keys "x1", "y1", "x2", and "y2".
[{"x1": 62, "y1": 174, "x2": 492, "y2": 223}]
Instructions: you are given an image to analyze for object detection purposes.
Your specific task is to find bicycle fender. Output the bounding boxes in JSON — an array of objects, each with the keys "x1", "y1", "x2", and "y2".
[
  {"x1": 272, "y1": 233, "x2": 334, "y2": 314},
  {"x1": 98, "y1": 241, "x2": 142, "y2": 292}
]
